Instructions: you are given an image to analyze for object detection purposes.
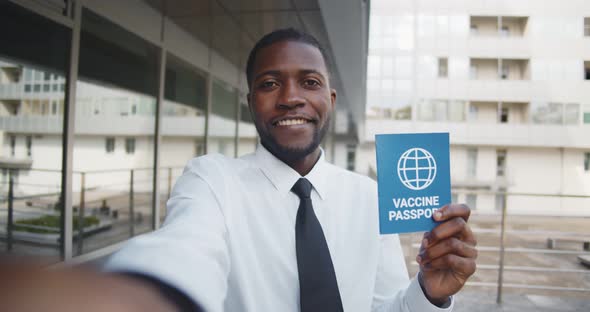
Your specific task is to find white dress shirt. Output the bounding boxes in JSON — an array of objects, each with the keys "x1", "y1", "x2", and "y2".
[{"x1": 105, "y1": 145, "x2": 453, "y2": 312}]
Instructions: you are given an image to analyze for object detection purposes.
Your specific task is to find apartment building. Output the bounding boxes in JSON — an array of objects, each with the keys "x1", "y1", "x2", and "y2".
[{"x1": 361, "y1": 0, "x2": 590, "y2": 216}]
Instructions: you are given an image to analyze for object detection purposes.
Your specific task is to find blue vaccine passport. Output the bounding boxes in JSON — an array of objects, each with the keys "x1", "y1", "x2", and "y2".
[{"x1": 375, "y1": 133, "x2": 451, "y2": 234}]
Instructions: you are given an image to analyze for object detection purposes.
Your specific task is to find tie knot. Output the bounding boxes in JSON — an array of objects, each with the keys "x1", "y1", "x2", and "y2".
[{"x1": 291, "y1": 178, "x2": 312, "y2": 199}]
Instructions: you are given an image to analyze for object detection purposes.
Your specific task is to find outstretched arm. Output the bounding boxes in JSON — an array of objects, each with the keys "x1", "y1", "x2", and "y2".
[{"x1": 0, "y1": 262, "x2": 184, "y2": 312}]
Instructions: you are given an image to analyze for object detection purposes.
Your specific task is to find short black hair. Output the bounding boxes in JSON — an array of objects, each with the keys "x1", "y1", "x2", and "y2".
[{"x1": 245, "y1": 28, "x2": 331, "y2": 89}]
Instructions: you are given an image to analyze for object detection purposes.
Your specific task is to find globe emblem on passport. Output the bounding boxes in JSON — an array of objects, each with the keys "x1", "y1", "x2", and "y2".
[{"x1": 397, "y1": 148, "x2": 437, "y2": 191}]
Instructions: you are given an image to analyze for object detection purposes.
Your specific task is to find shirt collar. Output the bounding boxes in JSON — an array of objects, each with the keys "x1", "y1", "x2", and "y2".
[{"x1": 253, "y1": 144, "x2": 329, "y2": 200}]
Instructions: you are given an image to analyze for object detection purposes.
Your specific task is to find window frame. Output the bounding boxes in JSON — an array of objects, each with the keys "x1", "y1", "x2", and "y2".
[
  {"x1": 105, "y1": 137, "x2": 115, "y2": 154},
  {"x1": 125, "y1": 137, "x2": 136, "y2": 154}
]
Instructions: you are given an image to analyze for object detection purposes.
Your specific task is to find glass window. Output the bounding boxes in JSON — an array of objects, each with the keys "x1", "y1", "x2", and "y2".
[
  {"x1": 497, "y1": 150, "x2": 507, "y2": 176},
  {"x1": 495, "y1": 193, "x2": 506, "y2": 211},
  {"x1": 24, "y1": 68, "x2": 33, "y2": 81},
  {"x1": 0, "y1": 2, "x2": 69, "y2": 262},
  {"x1": 73, "y1": 8, "x2": 158, "y2": 256},
  {"x1": 500, "y1": 107, "x2": 509, "y2": 123},
  {"x1": 382, "y1": 57, "x2": 394, "y2": 77},
  {"x1": 449, "y1": 58, "x2": 469, "y2": 79},
  {"x1": 34, "y1": 70, "x2": 43, "y2": 81},
  {"x1": 564, "y1": 103, "x2": 580, "y2": 125},
  {"x1": 584, "y1": 61, "x2": 590, "y2": 80},
  {"x1": 419, "y1": 99, "x2": 447, "y2": 121},
  {"x1": 583, "y1": 104, "x2": 590, "y2": 124},
  {"x1": 105, "y1": 137, "x2": 115, "y2": 153},
  {"x1": 368, "y1": 55, "x2": 381, "y2": 78},
  {"x1": 394, "y1": 15, "x2": 415, "y2": 51},
  {"x1": 418, "y1": 14, "x2": 435, "y2": 36},
  {"x1": 531, "y1": 102, "x2": 563, "y2": 124},
  {"x1": 125, "y1": 138, "x2": 135, "y2": 154},
  {"x1": 500, "y1": 26, "x2": 510, "y2": 37},
  {"x1": 585, "y1": 18, "x2": 590, "y2": 36},
  {"x1": 237, "y1": 93, "x2": 256, "y2": 157},
  {"x1": 467, "y1": 148, "x2": 477, "y2": 178},
  {"x1": 346, "y1": 144, "x2": 356, "y2": 171},
  {"x1": 436, "y1": 15, "x2": 449, "y2": 35},
  {"x1": 470, "y1": 64, "x2": 477, "y2": 79},
  {"x1": 210, "y1": 78, "x2": 237, "y2": 157},
  {"x1": 500, "y1": 62, "x2": 509, "y2": 79},
  {"x1": 585, "y1": 152, "x2": 590, "y2": 171},
  {"x1": 438, "y1": 57, "x2": 448, "y2": 78},
  {"x1": 26, "y1": 135, "x2": 32, "y2": 157},
  {"x1": 395, "y1": 56, "x2": 413, "y2": 78},
  {"x1": 418, "y1": 56, "x2": 437, "y2": 79},
  {"x1": 449, "y1": 15, "x2": 468, "y2": 36},
  {"x1": 449, "y1": 100, "x2": 465, "y2": 122},
  {"x1": 418, "y1": 99, "x2": 434, "y2": 121},
  {"x1": 10, "y1": 135, "x2": 16, "y2": 156},
  {"x1": 466, "y1": 194, "x2": 477, "y2": 210},
  {"x1": 160, "y1": 54, "x2": 208, "y2": 221}
]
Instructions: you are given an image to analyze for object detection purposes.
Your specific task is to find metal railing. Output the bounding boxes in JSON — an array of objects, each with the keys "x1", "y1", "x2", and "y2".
[
  {"x1": 407, "y1": 190, "x2": 590, "y2": 303},
  {"x1": 1, "y1": 166, "x2": 184, "y2": 255}
]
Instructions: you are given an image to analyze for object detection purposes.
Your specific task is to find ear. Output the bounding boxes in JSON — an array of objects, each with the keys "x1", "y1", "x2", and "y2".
[{"x1": 330, "y1": 88, "x2": 337, "y2": 111}]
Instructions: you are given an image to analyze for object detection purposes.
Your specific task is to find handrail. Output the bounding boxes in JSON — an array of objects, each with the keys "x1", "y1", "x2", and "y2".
[{"x1": 2, "y1": 165, "x2": 589, "y2": 301}]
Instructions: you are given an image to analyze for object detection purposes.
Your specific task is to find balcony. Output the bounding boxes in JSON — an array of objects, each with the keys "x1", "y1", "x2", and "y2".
[
  {"x1": 416, "y1": 79, "x2": 533, "y2": 103},
  {"x1": 0, "y1": 115, "x2": 187, "y2": 136},
  {"x1": 0, "y1": 84, "x2": 24, "y2": 100},
  {"x1": 470, "y1": 16, "x2": 528, "y2": 37},
  {"x1": 365, "y1": 120, "x2": 590, "y2": 148},
  {"x1": 467, "y1": 37, "x2": 530, "y2": 59}
]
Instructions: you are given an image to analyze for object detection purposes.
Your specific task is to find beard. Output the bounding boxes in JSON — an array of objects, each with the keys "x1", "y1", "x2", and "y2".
[{"x1": 257, "y1": 116, "x2": 331, "y2": 164}]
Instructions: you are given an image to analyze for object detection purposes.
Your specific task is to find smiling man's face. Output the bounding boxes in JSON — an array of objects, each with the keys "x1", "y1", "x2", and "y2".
[{"x1": 248, "y1": 40, "x2": 336, "y2": 163}]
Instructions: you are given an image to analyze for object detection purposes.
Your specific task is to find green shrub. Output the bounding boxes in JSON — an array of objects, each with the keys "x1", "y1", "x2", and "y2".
[{"x1": 13, "y1": 215, "x2": 100, "y2": 234}]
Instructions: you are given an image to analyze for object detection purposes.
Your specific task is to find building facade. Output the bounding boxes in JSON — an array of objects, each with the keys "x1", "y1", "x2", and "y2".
[
  {"x1": 361, "y1": 0, "x2": 590, "y2": 216},
  {"x1": 0, "y1": 0, "x2": 368, "y2": 263}
]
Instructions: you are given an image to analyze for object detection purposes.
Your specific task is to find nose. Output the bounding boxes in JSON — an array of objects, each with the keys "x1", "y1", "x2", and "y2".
[{"x1": 277, "y1": 81, "x2": 305, "y2": 110}]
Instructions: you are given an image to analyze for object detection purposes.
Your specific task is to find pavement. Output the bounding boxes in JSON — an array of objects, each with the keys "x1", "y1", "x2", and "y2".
[{"x1": 454, "y1": 291, "x2": 590, "y2": 312}]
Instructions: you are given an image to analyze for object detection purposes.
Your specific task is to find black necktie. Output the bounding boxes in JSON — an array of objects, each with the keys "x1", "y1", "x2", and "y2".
[{"x1": 292, "y1": 178, "x2": 343, "y2": 312}]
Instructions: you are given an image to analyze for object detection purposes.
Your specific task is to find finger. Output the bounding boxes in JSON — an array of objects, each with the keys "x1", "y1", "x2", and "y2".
[
  {"x1": 424, "y1": 217, "x2": 468, "y2": 247},
  {"x1": 433, "y1": 203, "x2": 471, "y2": 222},
  {"x1": 421, "y1": 254, "x2": 477, "y2": 277},
  {"x1": 417, "y1": 237, "x2": 478, "y2": 264}
]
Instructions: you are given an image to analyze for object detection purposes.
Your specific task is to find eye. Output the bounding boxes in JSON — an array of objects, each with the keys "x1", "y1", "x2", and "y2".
[
  {"x1": 303, "y1": 79, "x2": 321, "y2": 88},
  {"x1": 257, "y1": 80, "x2": 279, "y2": 89}
]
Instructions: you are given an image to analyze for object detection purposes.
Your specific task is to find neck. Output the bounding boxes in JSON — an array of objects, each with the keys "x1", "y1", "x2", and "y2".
[{"x1": 286, "y1": 148, "x2": 322, "y2": 176}]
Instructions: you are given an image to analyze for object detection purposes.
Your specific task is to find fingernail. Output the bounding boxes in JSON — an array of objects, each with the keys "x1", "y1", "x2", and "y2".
[
  {"x1": 422, "y1": 238, "x2": 429, "y2": 247},
  {"x1": 416, "y1": 255, "x2": 422, "y2": 263},
  {"x1": 434, "y1": 211, "x2": 442, "y2": 220}
]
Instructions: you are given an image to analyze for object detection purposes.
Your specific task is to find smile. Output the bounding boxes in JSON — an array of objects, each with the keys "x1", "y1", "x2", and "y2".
[
  {"x1": 276, "y1": 118, "x2": 310, "y2": 126},
  {"x1": 273, "y1": 116, "x2": 316, "y2": 127}
]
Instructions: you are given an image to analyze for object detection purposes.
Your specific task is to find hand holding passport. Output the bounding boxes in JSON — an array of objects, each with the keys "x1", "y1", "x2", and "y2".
[{"x1": 375, "y1": 133, "x2": 478, "y2": 305}]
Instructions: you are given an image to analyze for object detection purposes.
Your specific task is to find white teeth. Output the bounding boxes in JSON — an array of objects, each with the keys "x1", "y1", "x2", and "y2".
[{"x1": 277, "y1": 119, "x2": 307, "y2": 126}]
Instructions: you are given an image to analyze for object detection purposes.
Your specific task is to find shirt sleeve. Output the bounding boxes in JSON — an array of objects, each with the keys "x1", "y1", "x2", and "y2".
[
  {"x1": 371, "y1": 234, "x2": 454, "y2": 312},
  {"x1": 103, "y1": 163, "x2": 230, "y2": 312}
]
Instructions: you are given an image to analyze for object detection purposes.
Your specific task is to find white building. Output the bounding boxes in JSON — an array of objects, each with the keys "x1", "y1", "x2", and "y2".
[{"x1": 360, "y1": 0, "x2": 590, "y2": 216}]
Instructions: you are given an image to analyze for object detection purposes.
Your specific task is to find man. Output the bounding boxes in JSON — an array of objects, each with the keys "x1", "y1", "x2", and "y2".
[
  {"x1": 0, "y1": 29, "x2": 476, "y2": 312},
  {"x1": 105, "y1": 28, "x2": 477, "y2": 311}
]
